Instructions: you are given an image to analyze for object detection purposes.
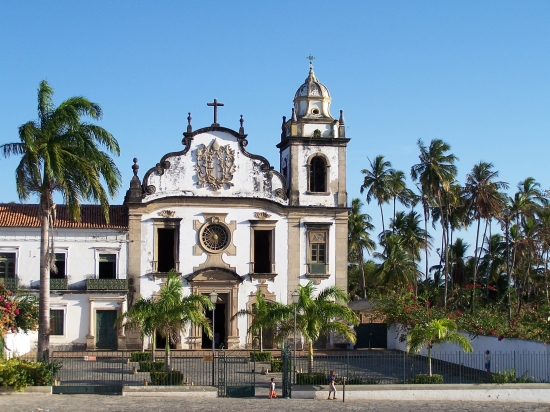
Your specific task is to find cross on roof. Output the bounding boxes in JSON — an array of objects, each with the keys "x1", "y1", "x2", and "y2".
[
  {"x1": 307, "y1": 54, "x2": 315, "y2": 69},
  {"x1": 207, "y1": 99, "x2": 224, "y2": 127}
]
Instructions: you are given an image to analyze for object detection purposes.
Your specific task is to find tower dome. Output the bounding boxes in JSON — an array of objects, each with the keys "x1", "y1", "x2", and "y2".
[{"x1": 293, "y1": 66, "x2": 333, "y2": 119}]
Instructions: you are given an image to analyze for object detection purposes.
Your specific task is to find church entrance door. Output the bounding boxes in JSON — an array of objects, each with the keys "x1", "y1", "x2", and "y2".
[
  {"x1": 202, "y1": 294, "x2": 227, "y2": 349},
  {"x1": 96, "y1": 310, "x2": 117, "y2": 349}
]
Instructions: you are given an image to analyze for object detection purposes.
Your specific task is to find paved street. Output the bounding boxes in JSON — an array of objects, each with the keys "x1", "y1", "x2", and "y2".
[{"x1": 0, "y1": 395, "x2": 549, "y2": 412}]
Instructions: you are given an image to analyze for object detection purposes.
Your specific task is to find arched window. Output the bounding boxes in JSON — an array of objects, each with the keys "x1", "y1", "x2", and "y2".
[{"x1": 309, "y1": 156, "x2": 327, "y2": 193}]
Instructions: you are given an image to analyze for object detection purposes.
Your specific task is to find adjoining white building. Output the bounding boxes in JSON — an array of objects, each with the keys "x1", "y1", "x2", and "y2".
[{"x1": 1, "y1": 66, "x2": 350, "y2": 352}]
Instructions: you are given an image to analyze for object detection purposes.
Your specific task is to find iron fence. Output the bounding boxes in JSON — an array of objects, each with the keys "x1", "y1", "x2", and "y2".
[
  {"x1": 291, "y1": 350, "x2": 550, "y2": 384},
  {"x1": 10, "y1": 349, "x2": 547, "y2": 390}
]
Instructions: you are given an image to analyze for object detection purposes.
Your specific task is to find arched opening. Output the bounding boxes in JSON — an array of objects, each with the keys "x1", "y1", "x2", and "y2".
[{"x1": 309, "y1": 156, "x2": 327, "y2": 193}]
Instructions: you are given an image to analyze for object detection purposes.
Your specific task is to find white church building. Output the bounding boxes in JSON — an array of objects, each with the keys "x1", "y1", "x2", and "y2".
[{"x1": 0, "y1": 66, "x2": 350, "y2": 352}]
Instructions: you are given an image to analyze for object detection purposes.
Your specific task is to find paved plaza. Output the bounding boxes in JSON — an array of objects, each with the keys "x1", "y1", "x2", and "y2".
[{"x1": 0, "y1": 395, "x2": 549, "y2": 412}]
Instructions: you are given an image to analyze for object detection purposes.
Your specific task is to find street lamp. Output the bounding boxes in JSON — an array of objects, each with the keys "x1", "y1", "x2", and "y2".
[
  {"x1": 209, "y1": 289, "x2": 218, "y2": 386},
  {"x1": 291, "y1": 289, "x2": 300, "y2": 384}
]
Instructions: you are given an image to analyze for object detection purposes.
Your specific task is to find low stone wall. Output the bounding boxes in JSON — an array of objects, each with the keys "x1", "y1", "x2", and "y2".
[
  {"x1": 291, "y1": 384, "x2": 550, "y2": 403},
  {"x1": 122, "y1": 385, "x2": 217, "y2": 397}
]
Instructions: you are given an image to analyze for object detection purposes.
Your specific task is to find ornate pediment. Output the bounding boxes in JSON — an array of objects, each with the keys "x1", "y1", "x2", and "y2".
[
  {"x1": 195, "y1": 139, "x2": 236, "y2": 190},
  {"x1": 187, "y1": 268, "x2": 243, "y2": 284}
]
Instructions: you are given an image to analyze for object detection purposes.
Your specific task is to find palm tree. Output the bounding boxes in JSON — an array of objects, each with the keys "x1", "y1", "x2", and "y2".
[
  {"x1": 373, "y1": 234, "x2": 422, "y2": 288},
  {"x1": 383, "y1": 210, "x2": 433, "y2": 262},
  {"x1": 115, "y1": 296, "x2": 158, "y2": 359},
  {"x1": 411, "y1": 139, "x2": 458, "y2": 291},
  {"x1": 154, "y1": 271, "x2": 213, "y2": 371},
  {"x1": 0, "y1": 81, "x2": 121, "y2": 360},
  {"x1": 407, "y1": 318, "x2": 473, "y2": 376},
  {"x1": 232, "y1": 289, "x2": 287, "y2": 351},
  {"x1": 348, "y1": 198, "x2": 376, "y2": 298},
  {"x1": 388, "y1": 169, "x2": 418, "y2": 224},
  {"x1": 278, "y1": 281, "x2": 359, "y2": 373},
  {"x1": 450, "y1": 238, "x2": 469, "y2": 290},
  {"x1": 360, "y1": 155, "x2": 394, "y2": 242},
  {"x1": 463, "y1": 162, "x2": 508, "y2": 312}
]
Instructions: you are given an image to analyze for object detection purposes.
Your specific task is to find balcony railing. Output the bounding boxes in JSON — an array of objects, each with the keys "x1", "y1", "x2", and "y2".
[
  {"x1": 50, "y1": 278, "x2": 69, "y2": 290},
  {"x1": 0, "y1": 277, "x2": 18, "y2": 290},
  {"x1": 86, "y1": 278, "x2": 128, "y2": 291},
  {"x1": 308, "y1": 262, "x2": 327, "y2": 275}
]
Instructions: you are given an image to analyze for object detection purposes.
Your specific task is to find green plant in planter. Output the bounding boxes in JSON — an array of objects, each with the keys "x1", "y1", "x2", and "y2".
[
  {"x1": 138, "y1": 360, "x2": 165, "y2": 372},
  {"x1": 131, "y1": 351, "x2": 151, "y2": 362},
  {"x1": 408, "y1": 373, "x2": 444, "y2": 384},
  {"x1": 250, "y1": 351, "x2": 272, "y2": 362},
  {"x1": 150, "y1": 371, "x2": 183, "y2": 385}
]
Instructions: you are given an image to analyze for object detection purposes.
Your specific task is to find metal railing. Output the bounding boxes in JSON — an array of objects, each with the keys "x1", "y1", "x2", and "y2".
[
  {"x1": 291, "y1": 350, "x2": 550, "y2": 384},
  {"x1": 149, "y1": 261, "x2": 180, "y2": 274},
  {"x1": 248, "y1": 262, "x2": 276, "y2": 274},
  {"x1": 86, "y1": 279, "x2": 128, "y2": 291},
  {"x1": 16, "y1": 350, "x2": 547, "y2": 390},
  {"x1": 50, "y1": 278, "x2": 69, "y2": 290},
  {"x1": 0, "y1": 276, "x2": 18, "y2": 290}
]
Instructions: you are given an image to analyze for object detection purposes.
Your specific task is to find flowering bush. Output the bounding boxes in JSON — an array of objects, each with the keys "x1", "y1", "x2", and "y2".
[
  {"x1": 0, "y1": 283, "x2": 38, "y2": 338},
  {"x1": 370, "y1": 290, "x2": 550, "y2": 343}
]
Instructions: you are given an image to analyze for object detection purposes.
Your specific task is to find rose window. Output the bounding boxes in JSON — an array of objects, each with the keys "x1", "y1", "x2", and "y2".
[{"x1": 201, "y1": 224, "x2": 230, "y2": 251}]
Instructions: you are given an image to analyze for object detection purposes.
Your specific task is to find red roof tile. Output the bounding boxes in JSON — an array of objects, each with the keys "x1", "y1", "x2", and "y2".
[{"x1": 0, "y1": 204, "x2": 128, "y2": 229}]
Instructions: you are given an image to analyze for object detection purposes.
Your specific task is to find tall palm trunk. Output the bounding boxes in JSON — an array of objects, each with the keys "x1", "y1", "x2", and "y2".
[
  {"x1": 424, "y1": 207, "x2": 429, "y2": 284},
  {"x1": 37, "y1": 195, "x2": 51, "y2": 362},
  {"x1": 379, "y1": 202, "x2": 387, "y2": 247},
  {"x1": 471, "y1": 217, "x2": 482, "y2": 313},
  {"x1": 428, "y1": 346, "x2": 433, "y2": 377},
  {"x1": 308, "y1": 340, "x2": 314, "y2": 374},
  {"x1": 358, "y1": 251, "x2": 367, "y2": 299},
  {"x1": 165, "y1": 337, "x2": 171, "y2": 372}
]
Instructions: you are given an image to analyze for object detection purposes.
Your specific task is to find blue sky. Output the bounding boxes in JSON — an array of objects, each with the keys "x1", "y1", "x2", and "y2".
[{"x1": 1, "y1": 1, "x2": 549, "y2": 263}]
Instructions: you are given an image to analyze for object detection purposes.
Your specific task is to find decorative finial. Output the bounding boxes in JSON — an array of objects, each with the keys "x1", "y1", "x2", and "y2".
[
  {"x1": 307, "y1": 54, "x2": 315, "y2": 70},
  {"x1": 132, "y1": 158, "x2": 139, "y2": 177},
  {"x1": 291, "y1": 107, "x2": 297, "y2": 123},
  {"x1": 207, "y1": 98, "x2": 225, "y2": 127},
  {"x1": 187, "y1": 112, "x2": 192, "y2": 132},
  {"x1": 239, "y1": 115, "x2": 244, "y2": 135},
  {"x1": 281, "y1": 116, "x2": 286, "y2": 139},
  {"x1": 339, "y1": 110, "x2": 345, "y2": 125}
]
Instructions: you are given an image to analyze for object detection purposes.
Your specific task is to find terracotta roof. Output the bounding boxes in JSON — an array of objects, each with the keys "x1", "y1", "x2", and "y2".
[{"x1": 0, "y1": 204, "x2": 128, "y2": 229}]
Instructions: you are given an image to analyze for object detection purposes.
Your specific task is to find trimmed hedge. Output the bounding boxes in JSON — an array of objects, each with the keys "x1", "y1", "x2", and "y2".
[
  {"x1": 138, "y1": 360, "x2": 165, "y2": 372},
  {"x1": 408, "y1": 373, "x2": 444, "y2": 384},
  {"x1": 250, "y1": 351, "x2": 272, "y2": 362},
  {"x1": 270, "y1": 359, "x2": 283, "y2": 372},
  {"x1": 150, "y1": 371, "x2": 184, "y2": 385},
  {"x1": 296, "y1": 372, "x2": 326, "y2": 385},
  {"x1": 130, "y1": 351, "x2": 151, "y2": 362}
]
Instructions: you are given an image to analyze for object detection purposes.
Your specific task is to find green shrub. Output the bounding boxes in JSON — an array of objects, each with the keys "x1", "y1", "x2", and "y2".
[
  {"x1": 250, "y1": 351, "x2": 272, "y2": 362},
  {"x1": 0, "y1": 358, "x2": 62, "y2": 391},
  {"x1": 408, "y1": 373, "x2": 444, "y2": 384},
  {"x1": 130, "y1": 351, "x2": 151, "y2": 362},
  {"x1": 150, "y1": 371, "x2": 184, "y2": 385},
  {"x1": 138, "y1": 360, "x2": 165, "y2": 372},
  {"x1": 491, "y1": 369, "x2": 532, "y2": 384},
  {"x1": 270, "y1": 359, "x2": 283, "y2": 372},
  {"x1": 296, "y1": 372, "x2": 327, "y2": 385}
]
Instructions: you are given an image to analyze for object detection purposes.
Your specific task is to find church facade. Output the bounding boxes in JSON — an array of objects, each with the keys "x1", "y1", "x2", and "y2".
[{"x1": 0, "y1": 66, "x2": 350, "y2": 352}]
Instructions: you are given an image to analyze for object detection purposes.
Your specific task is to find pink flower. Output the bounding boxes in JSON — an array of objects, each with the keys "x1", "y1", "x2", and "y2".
[
  {"x1": 477, "y1": 328, "x2": 483, "y2": 334},
  {"x1": 498, "y1": 335, "x2": 504, "y2": 341},
  {"x1": 5, "y1": 303, "x2": 10, "y2": 309},
  {"x1": 14, "y1": 309, "x2": 20, "y2": 315},
  {"x1": 489, "y1": 330, "x2": 495, "y2": 335}
]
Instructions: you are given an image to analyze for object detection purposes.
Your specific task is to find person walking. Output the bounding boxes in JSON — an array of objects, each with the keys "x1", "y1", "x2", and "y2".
[
  {"x1": 485, "y1": 350, "x2": 491, "y2": 379},
  {"x1": 327, "y1": 370, "x2": 337, "y2": 400},
  {"x1": 268, "y1": 377, "x2": 277, "y2": 399}
]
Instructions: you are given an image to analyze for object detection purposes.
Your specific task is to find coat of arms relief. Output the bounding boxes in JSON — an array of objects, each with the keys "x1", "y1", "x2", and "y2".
[{"x1": 195, "y1": 140, "x2": 236, "y2": 190}]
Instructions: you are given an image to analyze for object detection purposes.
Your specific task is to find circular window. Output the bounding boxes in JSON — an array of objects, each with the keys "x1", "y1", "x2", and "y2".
[
  {"x1": 201, "y1": 224, "x2": 230, "y2": 252},
  {"x1": 312, "y1": 108, "x2": 320, "y2": 115}
]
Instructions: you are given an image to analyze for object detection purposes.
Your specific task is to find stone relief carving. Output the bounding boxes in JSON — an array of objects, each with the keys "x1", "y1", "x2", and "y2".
[
  {"x1": 195, "y1": 140, "x2": 236, "y2": 190},
  {"x1": 158, "y1": 210, "x2": 175, "y2": 218},
  {"x1": 254, "y1": 212, "x2": 271, "y2": 220}
]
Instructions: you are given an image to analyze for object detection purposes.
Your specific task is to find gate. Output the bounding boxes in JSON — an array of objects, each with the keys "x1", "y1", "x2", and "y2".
[
  {"x1": 281, "y1": 342, "x2": 292, "y2": 398},
  {"x1": 51, "y1": 351, "x2": 130, "y2": 394},
  {"x1": 217, "y1": 349, "x2": 255, "y2": 397}
]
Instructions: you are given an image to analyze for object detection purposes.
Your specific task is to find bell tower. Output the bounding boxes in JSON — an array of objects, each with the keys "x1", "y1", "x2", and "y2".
[{"x1": 277, "y1": 63, "x2": 350, "y2": 207}]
